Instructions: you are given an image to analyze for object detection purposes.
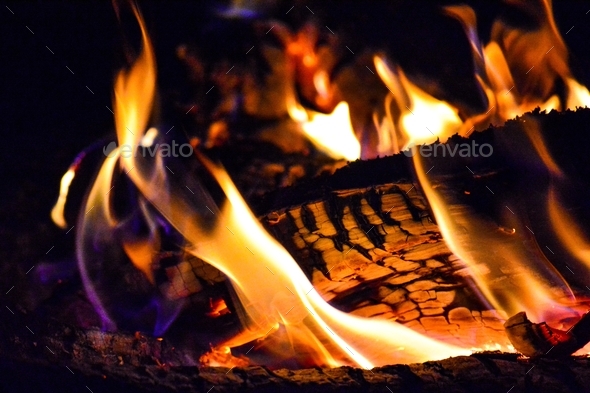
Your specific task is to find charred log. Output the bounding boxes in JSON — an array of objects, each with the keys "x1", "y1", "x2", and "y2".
[{"x1": 1, "y1": 307, "x2": 590, "y2": 393}]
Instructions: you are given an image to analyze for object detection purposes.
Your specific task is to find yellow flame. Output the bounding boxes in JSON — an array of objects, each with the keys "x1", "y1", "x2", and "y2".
[
  {"x1": 565, "y1": 77, "x2": 590, "y2": 109},
  {"x1": 114, "y1": 5, "x2": 156, "y2": 152},
  {"x1": 548, "y1": 187, "x2": 590, "y2": 269},
  {"x1": 374, "y1": 56, "x2": 464, "y2": 150},
  {"x1": 287, "y1": 100, "x2": 361, "y2": 161},
  {"x1": 51, "y1": 167, "x2": 76, "y2": 228}
]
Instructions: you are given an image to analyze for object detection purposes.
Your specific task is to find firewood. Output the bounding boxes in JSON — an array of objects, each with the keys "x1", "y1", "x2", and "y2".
[
  {"x1": 2, "y1": 306, "x2": 590, "y2": 393},
  {"x1": 5, "y1": 109, "x2": 590, "y2": 391}
]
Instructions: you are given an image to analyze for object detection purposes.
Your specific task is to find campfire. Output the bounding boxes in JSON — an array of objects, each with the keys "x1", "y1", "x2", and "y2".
[{"x1": 9, "y1": 0, "x2": 590, "y2": 391}]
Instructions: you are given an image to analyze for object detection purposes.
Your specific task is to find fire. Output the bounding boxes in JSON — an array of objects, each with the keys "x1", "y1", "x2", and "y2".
[
  {"x1": 548, "y1": 187, "x2": 590, "y2": 272},
  {"x1": 74, "y1": 3, "x2": 464, "y2": 367},
  {"x1": 370, "y1": 0, "x2": 588, "y2": 327},
  {"x1": 287, "y1": 99, "x2": 360, "y2": 161},
  {"x1": 52, "y1": 0, "x2": 590, "y2": 369}
]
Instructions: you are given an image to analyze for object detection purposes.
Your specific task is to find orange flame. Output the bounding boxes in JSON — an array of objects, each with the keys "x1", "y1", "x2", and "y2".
[{"x1": 103, "y1": 4, "x2": 466, "y2": 367}]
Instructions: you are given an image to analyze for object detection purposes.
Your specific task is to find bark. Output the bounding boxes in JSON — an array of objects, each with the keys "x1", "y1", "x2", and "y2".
[{"x1": 2, "y1": 307, "x2": 590, "y2": 393}]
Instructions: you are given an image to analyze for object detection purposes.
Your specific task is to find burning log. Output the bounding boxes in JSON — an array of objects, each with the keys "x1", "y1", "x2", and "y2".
[
  {"x1": 5, "y1": 108, "x2": 590, "y2": 391},
  {"x1": 505, "y1": 311, "x2": 590, "y2": 358},
  {"x1": 3, "y1": 305, "x2": 590, "y2": 393}
]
